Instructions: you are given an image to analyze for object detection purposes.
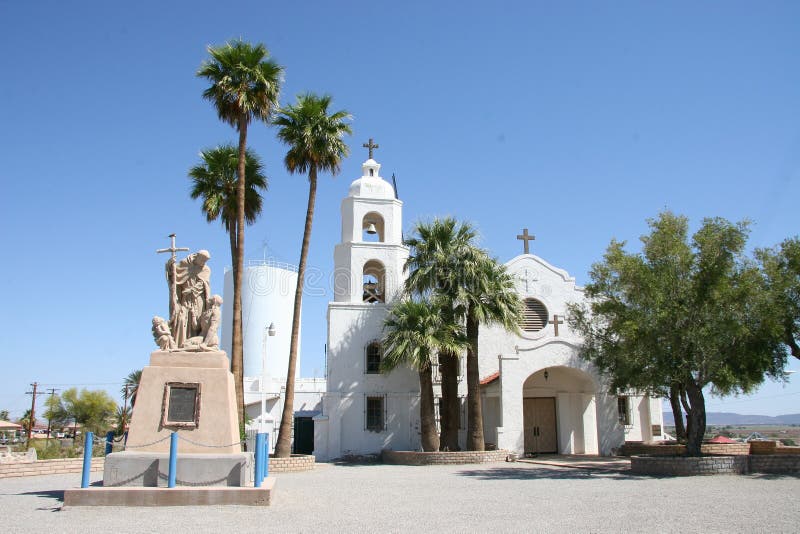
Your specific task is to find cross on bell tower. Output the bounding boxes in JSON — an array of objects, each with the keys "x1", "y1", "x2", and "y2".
[
  {"x1": 362, "y1": 138, "x2": 379, "y2": 159},
  {"x1": 517, "y1": 228, "x2": 535, "y2": 254}
]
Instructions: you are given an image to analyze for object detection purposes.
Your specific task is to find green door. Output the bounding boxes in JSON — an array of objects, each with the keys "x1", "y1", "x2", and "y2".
[{"x1": 293, "y1": 417, "x2": 314, "y2": 455}]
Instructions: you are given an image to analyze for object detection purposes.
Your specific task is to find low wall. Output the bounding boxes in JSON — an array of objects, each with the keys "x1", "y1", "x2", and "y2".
[
  {"x1": 268, "y1": 454, "x2": 315, "y2": 472},
  {"x1": 382, "y1": 449, "x2": 509, "y2": 466},
  {"x1": 631, "y1": 455, "x2": 748, "y2": 476},
  {"x1": 749, "y1": 455, "x2": 800, "y2": 474},
  {"x1": 749, "y1": 441, "x2": 800, "y2": 455},
  {"x1": 621, "y1": 442, "x2": 750, "y2": 457},
  {"x1": 0, "y1": 457, "x2": 104, "y2": 479}
]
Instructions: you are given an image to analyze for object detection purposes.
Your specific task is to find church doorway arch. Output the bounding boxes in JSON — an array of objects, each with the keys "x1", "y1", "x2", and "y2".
[{"x1": 522, "y1": 366, "x2": 597, "y2": 455}]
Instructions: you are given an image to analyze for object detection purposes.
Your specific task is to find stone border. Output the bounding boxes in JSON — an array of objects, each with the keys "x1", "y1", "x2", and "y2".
[
  {"x1": 620, "y1": 442, "x2": 750, "y2": 456},
  {"x1": 632, "y1": 454, "x2": 800, "y2": 476},
  {"x1": 0, "y1": 457, "x2": 104, "y2": 479},
  {"x1": 268, "y1": 454, "x2": 315, "y2": 472},
  {"x1": 382, "y1": 449, "x2": 509, "y2": 465},
  {"x1": 631, "y1": 455, "x2": 748, "y2": 476}
]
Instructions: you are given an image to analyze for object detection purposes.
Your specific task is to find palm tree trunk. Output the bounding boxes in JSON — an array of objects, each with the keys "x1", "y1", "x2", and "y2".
[
  {"x1": 275, "y1": 167, "x2": 318, "y2": 457},
  {"x1": 466, "y1": 310, "x2": 484, "y2": 451},
  {"x1": 418, "y1": 365, "x2": 439, "y2": 452},
  {"x1": 439, "y1": 351, "x2": 460, "y2": 451},
  {"x1": 231, "y1": 114, "x2": 248, "y2": 434}
]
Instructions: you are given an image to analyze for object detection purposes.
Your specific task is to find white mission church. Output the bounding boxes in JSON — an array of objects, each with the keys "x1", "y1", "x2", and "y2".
[{"x1": 311, "y1": 152, "x2": 663, "y2": 460}]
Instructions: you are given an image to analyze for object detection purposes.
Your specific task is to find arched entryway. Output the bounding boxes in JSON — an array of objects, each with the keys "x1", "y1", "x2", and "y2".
[{"x1": 522, "y1": 366, "x2": 598, "y2": 455}]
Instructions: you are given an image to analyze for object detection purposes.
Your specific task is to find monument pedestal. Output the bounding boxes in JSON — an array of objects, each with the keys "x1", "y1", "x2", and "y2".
[{"x1": 105, "y1": 350, "x2": 251, "y2": 487}]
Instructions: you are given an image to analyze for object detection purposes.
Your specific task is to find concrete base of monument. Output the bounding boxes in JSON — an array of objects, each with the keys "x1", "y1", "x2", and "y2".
[
  {"x1": 104, "y1": 451, "x2": 254, "y2": 487},
  {"x1": 63, "y1": 477, "x2": 275, "y2": 507}
]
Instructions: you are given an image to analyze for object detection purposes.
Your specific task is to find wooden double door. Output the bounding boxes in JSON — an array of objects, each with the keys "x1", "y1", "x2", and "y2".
[{"x1": 523, "y1": 397, "x2": 557, "y2": 454}]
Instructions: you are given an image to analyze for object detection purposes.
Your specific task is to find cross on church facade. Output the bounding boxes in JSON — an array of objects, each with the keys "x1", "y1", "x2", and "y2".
[
  {"x1": 517, "y1": 228, "x2": 535, "y2": 254},
  {"x1": 363, "y1": 138, "x2": 379, "y2": 159},
  {"x1": 518, "y1": 268, "x2": 537, "y2": 292},
  {"x1": 156, "y1": 233, "x2": 189, "y2": 261},
  {"x1": 549, "y1": 314, "x2": 564, "y2": 336}
]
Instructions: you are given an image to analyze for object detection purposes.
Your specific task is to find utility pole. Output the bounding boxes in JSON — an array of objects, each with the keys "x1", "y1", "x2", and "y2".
[
  {"x1": 45, "y1": 388, "x2": 59, "y2": 438},
  {"x1": 25, "y1": 382, "x2": 44, "y2": 442},
  {"x1": 121, "y1": 384, "x2": 130, "y2": 434}
]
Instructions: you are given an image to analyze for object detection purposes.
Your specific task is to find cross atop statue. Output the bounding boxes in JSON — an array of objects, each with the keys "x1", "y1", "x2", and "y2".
[
  {"x1": 517, "y1": 228, "x2": 535, "y2": 254},
  {"x1": 363, "y1": 138, "x2": 379, "y2": 159},
  {"x1": 156, "y1": 233, "x2": 190, "y2": 261}
]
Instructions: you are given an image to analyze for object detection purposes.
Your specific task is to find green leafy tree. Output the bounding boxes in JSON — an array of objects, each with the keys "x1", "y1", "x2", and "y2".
[
  {"x1": 382, "y1": 298, "x2": 468, "y2": 451},
  {"x1": 17, "y1": 410, "x2": 32, "y2": 433},
  {"x1": 0, "y1": 409, "x2": 9, "y2": 421},
  {"x1": 189, "y1": 145, "x2": 268, "y2": 278},
  {"x1": 272, "y1": 93, "x2": 351, "y2": 457},
  {"x1": 56, "y1": 388, "x2": 118, "y2": 436},
  {"x1": 757, "y1": 237, "x2": 800, "y2": 360},
  {"x1": 568, "y1": 212, "x2": 787, "y2": 455},
  {"x1": 197, "y1": 40, "x2": 283, "y2": 430}
]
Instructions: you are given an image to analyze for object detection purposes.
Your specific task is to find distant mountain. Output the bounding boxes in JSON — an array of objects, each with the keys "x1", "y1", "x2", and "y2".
[{"x1": 663, "y1": 412, "x2": 800, "y2": 426}]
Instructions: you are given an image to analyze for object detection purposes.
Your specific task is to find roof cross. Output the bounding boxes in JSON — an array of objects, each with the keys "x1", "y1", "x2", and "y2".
[
  {"x1": 363, "y1": 138, "x2": 379, "y2": 159},
  {"x1": 517, "y1": 228, "x2": 535, "y2": 254}
]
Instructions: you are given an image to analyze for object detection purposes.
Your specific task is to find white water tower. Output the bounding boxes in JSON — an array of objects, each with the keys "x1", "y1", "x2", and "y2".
[{"x1": 221, "y1": 260, "x2": 301, "y2": 381}]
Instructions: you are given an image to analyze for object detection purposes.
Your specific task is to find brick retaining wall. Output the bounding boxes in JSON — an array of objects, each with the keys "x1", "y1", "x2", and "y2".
[
  {"x1": 382, "y1": 449, "x2": 509, "y2": 465},
  {"x1": 631, "y1": 455, "x2": 748, "y2": 476},
  {"x1": 749, "y1": 455, "x2": 800, "y2": 474},
  {"x1": 620, "y1": 442, "x2": 750, "y2": 456},
  {"x1": 268, "y1": 454, "x2": 315, "y2": 472},
  {"x1": 0, "y1": 457, "x2": 104, "y2": 479}
]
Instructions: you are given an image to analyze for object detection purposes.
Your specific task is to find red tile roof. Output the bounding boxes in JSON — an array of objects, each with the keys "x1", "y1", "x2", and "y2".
[{"x1": 480, "y1": 371, "x2": 500, "y2": 386}]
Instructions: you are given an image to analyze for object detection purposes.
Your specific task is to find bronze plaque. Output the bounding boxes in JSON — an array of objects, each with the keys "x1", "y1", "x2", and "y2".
[
  {"x1": 162, "y1": 382, "x2": 201, "y2": 428},
  {"x1": 168, "y1": 387, "x2": 198, "y2": 422}
]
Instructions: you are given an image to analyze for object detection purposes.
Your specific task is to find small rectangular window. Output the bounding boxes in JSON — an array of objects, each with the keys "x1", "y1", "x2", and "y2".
[
  {"x1": 618, "y1": 396, "x2": 631, "y2": 426},
  {"x1": 366, "y1": 342, "x2": 382, "y2": 374},
  {"x1": 366, "y1": 396, "x2": 384, "y2": 432}
]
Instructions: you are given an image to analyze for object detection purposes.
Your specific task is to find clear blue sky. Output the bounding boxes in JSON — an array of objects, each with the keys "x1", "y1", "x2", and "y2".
[{"x1": 1, "y1": 1, "x2": 798, "y2": 419}]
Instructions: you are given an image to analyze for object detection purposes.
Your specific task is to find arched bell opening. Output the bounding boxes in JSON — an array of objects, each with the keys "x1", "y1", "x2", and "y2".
[
  {"x1": 362, "y1": 212, "x2": 385, "y2": 243},
  {"x1": 362, "y1": 260, "x2": 386, "y2": 303}
]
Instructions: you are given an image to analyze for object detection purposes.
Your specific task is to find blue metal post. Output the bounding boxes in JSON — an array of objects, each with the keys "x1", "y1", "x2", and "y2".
[
  {"x1": 264, "y1": 432, "x2": 269, "y2": 478},
  {"x1": 105, "y1": 431, "x2": 114, "y2": 455},
  {"x1": 80, "y1": 431, "x2": 93, "y2": 488},
  {"x1": 168, "y1": 432, "x2": 178, "y2": 488},
  {"x1": 254, "y1": 433, "x2": 265, "y2": 488}
]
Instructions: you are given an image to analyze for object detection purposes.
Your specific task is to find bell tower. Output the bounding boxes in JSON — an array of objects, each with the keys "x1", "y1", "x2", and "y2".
[{"x1": 333, "y1": 151, "x2": 407, "y2": 304}]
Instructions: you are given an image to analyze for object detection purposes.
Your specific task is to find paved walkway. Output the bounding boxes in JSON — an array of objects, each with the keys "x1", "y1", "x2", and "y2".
[{"x1": 1, "y1": 460, "x2": 798, "y2": 533}]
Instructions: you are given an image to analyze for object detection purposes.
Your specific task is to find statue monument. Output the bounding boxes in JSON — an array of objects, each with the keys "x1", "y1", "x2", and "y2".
[{"x1": 103, "y1": 235, "x2": 250, "y2": 488}]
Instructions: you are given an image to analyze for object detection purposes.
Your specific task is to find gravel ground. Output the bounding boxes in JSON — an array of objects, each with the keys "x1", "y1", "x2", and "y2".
[{"x1": 1, "y1": 461, "x2": 798, "y2": 533}]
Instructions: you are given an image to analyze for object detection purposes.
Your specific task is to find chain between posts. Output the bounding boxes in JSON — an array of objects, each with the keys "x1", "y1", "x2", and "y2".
[
  {"x1": 122, "y1": 434, "x2": 172, "y2": 449},
  {"x1": 175, "y1": 435, "x2": 245, "y2": 448}
]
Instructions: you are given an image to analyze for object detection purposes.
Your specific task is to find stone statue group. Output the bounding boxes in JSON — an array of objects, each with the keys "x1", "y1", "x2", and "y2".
[{"x1": 152, "y1": 249, "x2": 222, "y2": 351}]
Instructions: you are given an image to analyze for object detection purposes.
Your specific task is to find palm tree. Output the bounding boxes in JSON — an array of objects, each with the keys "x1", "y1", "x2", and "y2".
[
  {"x1": 189, "y1": 145, "x2": 268, "y2": 274},
  {"x1": 382, "y1": 298, "x2": 467, "y2": 451},
  {"x1": 197, "y1": 40, "x2": 283, "y2": 429},
  {"x1": 122, "y1": 369, "x2": 142, "y2": 408},
  {"x1": 405, "y1": 218, "x2": 523, "y2": 451},
  {"x1": 459, "y1": 257, "x2": 522, "y2": 450},
  {"x1": 404, "y1": 218, "x2": 479, "y2": 451},
  {"x1": 273, "y1": 93, "x2": 351, "y2": 457}
]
